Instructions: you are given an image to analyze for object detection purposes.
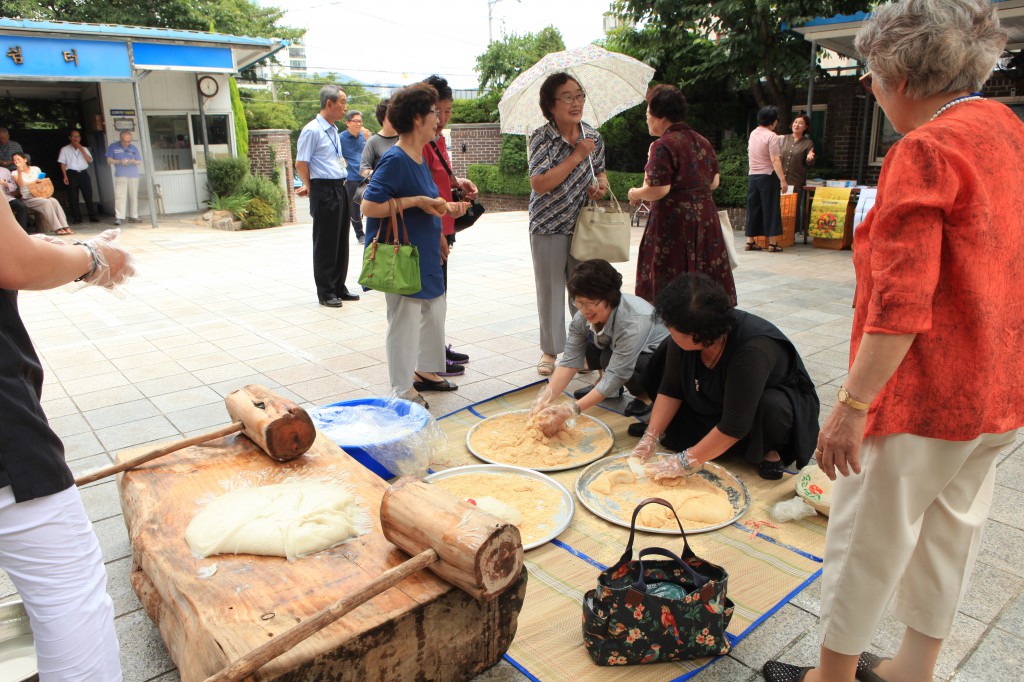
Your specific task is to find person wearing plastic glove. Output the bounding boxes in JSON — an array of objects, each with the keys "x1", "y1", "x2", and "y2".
[
  {"x1": 530, "y1": 259, "x2": 668, "y2": 438},
  {"x1": 0, "y1": 200, "x2": 134, "y2": 679},
  {"x1": 632, "y1": 273, "x2": 820, "y2": 481}
]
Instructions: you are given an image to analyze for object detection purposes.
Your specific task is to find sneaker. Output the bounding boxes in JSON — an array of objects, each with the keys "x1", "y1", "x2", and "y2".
[
  {"x1": 445, "y1": 345, "x2": 469, "y2": 363},
  {"x1": 437, "y1": 359, "x2": 465, "y2": 376},
  {"x1": 114, "y1": 219, "x2": 123, "y2": 226}
]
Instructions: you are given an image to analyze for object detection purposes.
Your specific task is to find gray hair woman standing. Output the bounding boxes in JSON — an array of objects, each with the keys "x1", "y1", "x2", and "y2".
[{"x1": 763, "y1": 1, "x2": 1024, "y2": 681}]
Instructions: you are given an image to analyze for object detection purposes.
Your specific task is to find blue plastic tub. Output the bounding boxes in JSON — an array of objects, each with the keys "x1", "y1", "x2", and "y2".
[{"x1": 312, "y1": 397, "x2": 431, "y2": 479}]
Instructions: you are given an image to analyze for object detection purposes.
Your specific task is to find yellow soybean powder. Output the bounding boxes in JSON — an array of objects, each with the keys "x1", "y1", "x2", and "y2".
[
  {"x1": 469, "y1": 412, "x2": 612, "y2": 468},
  {"x1": 433, "y1": 473, "x2": 563, "y2": 546}
]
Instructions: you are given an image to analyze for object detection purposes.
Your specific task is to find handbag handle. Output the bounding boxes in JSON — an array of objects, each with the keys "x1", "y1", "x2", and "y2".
[
  {"x1": 620, "y1": 497, "x2": 697, "y2": 565},
  {"x1": 382, "y1": 198, "x2": 411, "y2": 246},
  {"x1": 631, "y1": 546, "x2": 709, "y2": 592}
]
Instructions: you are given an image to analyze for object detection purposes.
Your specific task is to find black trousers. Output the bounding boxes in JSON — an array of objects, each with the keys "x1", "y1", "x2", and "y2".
[
  {"x1": 65, "y1": 169, "x2": 97, "y2": 222},
  {"x1": 308, "y1": 179, "x2": 351, "y2": 300},
  {"x1": 745, "y1": 173, "x2": 782, "y2": 238},
  {"x1": 584, "y1": 342, "x2": 653, "y2": 398},
  {"x1": 344, "y1": 179, "x2": 364, "y2": 237},
  {"x1": 8, "y1": 199, "x2": 28, "y2": 230}
]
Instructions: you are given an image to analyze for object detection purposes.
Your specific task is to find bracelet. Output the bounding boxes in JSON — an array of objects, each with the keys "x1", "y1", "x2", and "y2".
[
  {"x1": 73, "y1": 241, "x2": 98, "y2": 282},
  {"x1": 570, "y1": 401, "x2": 582, "y2": 417}
]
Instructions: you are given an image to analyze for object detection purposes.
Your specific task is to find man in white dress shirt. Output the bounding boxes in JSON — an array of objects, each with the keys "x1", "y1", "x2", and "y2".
[{"x1": 58, "y1": 129, "x2": 99, "y2": 224}]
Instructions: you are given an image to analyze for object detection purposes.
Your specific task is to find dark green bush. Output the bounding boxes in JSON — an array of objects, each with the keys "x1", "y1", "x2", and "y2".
[
  {"x1": 713, "y1": 175, "x2": 748, "y2": 208},
  {"x1": 206, "y1": 157, "x2": 249, "y2": 197},
  {"x1": 498, "y1": 135, "x2": 528, "y2": 175},
  {"x1": 467, "y1": 164, "x2": 532, "y2": 195},
  {"x1": 240, "y1": 174, "x2": 286, "y2": 215},
  {"x1": 716, "y1": 137, "x2": 748, "y2": 178},
  {"x1": 605, "y1": 170, "x2": 644, "y2": 203},
  {"x1": 242, "y1": 197, "x2": 280, "y2": 230},
  {"x1": 206, "y1": 192, "x2": 251, "y2": 219}
]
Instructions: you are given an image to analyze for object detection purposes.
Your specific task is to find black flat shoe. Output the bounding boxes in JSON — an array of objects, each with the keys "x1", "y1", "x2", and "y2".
[
  {"x1": 413, "y1": 372, "x2": 458, "y2": 392},
  {"x1": 759, "y1": 459, "x2": 785, "y2": 480},
  {"x1": 762, "y1": 661, "x2": 812, "y2": 682},
  {"x1": 338, "y1": 292, "x2": 360, "y2": 301},
  {"x1": 623, "y1": 399, "x2": 652, "y2": 417},
  {"x1": 856, "y1": 652, "x2": 891, "y2": 682},
  {"x1": 573, "y1": 384, "x2": 594, "y2": 399},
  {"x1": 627, "y1": 422, "x2": 647, "y2": 438},
  {"x1": 319, "y1": 297, "x2": 343, "y2": 308}
]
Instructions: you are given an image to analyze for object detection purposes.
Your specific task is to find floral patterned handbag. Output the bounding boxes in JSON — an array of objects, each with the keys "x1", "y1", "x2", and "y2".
[{"x1": 582, "y1": 498, "x2": 734, "y2": 666}]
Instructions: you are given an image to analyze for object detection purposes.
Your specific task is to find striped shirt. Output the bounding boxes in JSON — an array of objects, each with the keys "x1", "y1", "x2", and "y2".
[{"x1": 528, "y1": 121, "x2": 606, "y2": 235}]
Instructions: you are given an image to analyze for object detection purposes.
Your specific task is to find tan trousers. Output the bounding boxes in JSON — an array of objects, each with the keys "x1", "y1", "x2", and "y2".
[
  {"x1": 23, "y1": 196, "x2": 68, "y2": 232},
  {"x1": 114, "y1": 176, "x2": 139, "y2": 220},
  {"x1": 820, "y1": 429, "x2": 1017, "y2": 654}
]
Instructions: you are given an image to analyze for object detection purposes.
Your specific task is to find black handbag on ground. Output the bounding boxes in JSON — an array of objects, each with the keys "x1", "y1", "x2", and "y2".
[
  {"x1": 430, "y1": 141, "x2": 485, "y2": 231},
  {"x1": 582, "y1": 498, "x2": 734, "y2": 666}
]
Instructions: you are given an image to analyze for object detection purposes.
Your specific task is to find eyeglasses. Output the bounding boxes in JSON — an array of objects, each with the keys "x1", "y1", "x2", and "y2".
[
  {"x1": 556, "y1": 93, "x2": 587, "y2": 105},
  {"x1": 572, "y1": 298, "x2": 604, "y2": 311},
  {"x1": 860, "y1": 71, "x2": 873, "y2": 95}
]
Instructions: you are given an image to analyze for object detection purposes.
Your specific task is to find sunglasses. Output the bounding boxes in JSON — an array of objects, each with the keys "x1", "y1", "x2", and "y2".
[{"x1": 860, "y1": 71, "x2": 873, "y2": 94}]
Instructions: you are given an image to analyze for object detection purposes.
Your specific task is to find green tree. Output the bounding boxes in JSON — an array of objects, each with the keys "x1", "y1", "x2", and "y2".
[
  {"x1": 614, "y1": 0, "x2": 870, "y2": 128},
  {"x1": 0, "y1": 0, "x2": 303, "y2": 41},
  {"x1": 475, "y1": 26, "x2": 566, "y2": 93},
  {"x1": 229, "y1": 77, "x2": 249, "y2": 157}
]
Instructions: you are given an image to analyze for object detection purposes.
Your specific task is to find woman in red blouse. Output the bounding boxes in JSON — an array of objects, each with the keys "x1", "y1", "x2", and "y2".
[
  {"x1": 763, "y1": 1, "x2": 1024, "y2": 681},
  {"x1": 627, "y1": 85, "x2": 735, "y2": 306}
]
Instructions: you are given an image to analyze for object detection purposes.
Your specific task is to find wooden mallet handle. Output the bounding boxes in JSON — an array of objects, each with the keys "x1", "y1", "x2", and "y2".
[
  {"x1": 74, "y1": 421, "x2": 243, "y2": 486},
  {"x1": 203, "y1": 549, "x2": 439, "y2": 682}
]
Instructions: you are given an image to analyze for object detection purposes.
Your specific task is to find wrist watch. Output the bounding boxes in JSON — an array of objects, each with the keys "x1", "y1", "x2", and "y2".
[{"x1": 837, "y1": 386, "x2": 870, "y2": 411}]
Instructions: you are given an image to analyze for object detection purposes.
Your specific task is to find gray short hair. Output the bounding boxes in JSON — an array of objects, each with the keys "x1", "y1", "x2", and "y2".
[
  {"x1": 855, "y1": 0, "x2": 1007, "y2": 99},
  {"x1": 345, "y1": 110, "x2": 362, "y2": 122},
  {"x1": 319, "y1": 85, "x2": 345, "y2": 110}
]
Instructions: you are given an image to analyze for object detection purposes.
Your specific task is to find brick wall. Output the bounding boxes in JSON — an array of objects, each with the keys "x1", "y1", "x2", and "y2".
[
  {"x1": 449, "y1": 123, "x2": 502, "y2": 178},
  {"x1": 247, "y1": 129, "x2": 297, "y2": 223}
]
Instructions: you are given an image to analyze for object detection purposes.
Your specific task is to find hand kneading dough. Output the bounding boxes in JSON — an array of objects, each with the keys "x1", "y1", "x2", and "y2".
[{"x1": 185, "y1": 482, "x2": 366, "y2": 561}]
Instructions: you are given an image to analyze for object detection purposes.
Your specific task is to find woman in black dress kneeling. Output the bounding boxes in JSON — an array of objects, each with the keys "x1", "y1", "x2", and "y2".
[{"x1": 634, "y1": 273, "x2": 820, "y2": 480}]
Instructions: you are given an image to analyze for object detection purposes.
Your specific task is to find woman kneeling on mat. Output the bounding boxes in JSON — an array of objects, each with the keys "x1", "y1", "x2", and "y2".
[
  {"x1": 633, "y1": 273, "x2": 819, "y2": 480},
  {"x1": 531, "y1": 259, "x2": 668, "y2": 435}
]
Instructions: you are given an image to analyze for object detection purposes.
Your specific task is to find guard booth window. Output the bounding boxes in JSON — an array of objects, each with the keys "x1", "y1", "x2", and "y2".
[
  {"x1": 148, "y1": 115, "x2": 193, "y2": 172},
  {"x1": 190, "y1": 114, "x2": 231, "y2": 169}
]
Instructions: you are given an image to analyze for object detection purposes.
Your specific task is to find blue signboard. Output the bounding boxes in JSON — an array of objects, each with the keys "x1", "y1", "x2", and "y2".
[
  {"x1": 0, "y1": 36, "x2": 131, "y2": 79},
  {"x1": 133, "y1": 43, "x2": 233, "y2": 71}
]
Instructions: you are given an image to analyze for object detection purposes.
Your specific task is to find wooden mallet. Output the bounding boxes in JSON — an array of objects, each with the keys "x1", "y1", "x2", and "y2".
[
  {"x1": 204, "y1": 476, "x2": 525, "y2": 682},
  {"x1": 74, "y1": 384, "x2": 316, "y2": 486}
]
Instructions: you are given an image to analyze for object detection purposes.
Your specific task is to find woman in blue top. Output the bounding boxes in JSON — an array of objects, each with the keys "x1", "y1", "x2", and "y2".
[{"x1": 361, "y1": 83, "x2": 467, "y2": 408}]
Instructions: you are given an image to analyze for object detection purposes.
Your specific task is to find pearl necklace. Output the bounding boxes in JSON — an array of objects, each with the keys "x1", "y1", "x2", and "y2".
[{"x1": 930, "y1": 94, "x2": 983, "y2": 121}]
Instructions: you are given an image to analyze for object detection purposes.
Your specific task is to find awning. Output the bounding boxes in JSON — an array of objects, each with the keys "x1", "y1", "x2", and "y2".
[
  {"x1": 792, "y1": 0, "x2": 1024, "y2": 58},
  {"x1": 0, "y1": 18, "x2": 288, "y2": 81}
]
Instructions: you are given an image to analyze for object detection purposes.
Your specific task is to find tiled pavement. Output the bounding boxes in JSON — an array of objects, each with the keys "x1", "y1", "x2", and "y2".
[{"x1": 3, "y1": 208, "x2": 1022, "y2": 681}]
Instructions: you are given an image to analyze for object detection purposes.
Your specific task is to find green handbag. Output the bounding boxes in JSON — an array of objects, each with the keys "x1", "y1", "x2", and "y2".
[{"x1": 358, "y1": 198, "x2": 422, "y2": 296}]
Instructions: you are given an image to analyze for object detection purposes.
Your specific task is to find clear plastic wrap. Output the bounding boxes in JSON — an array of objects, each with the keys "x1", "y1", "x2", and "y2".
[
  {"x1": 770, "y1": 496, "x2": 818, "y2": 523},
  {"x1": 310, "y1": 394, "x2": 447, "y2": 478}
]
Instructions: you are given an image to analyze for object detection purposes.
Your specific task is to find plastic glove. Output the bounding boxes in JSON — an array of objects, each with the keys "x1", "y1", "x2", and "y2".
[
  {"x1": 533, "y1": 402, "x2": 580, "y2": 437},
  {"x1": 76, "y1": 229, "x2": 136, "y2": 290},
  {"x1": 31, "y1": 233, "x2": 66, "y2": 246},
  {"x1": 643, "y1": 450, "x2": 701, "y2": 481},
  {"x1": 530, "y1": 385, "x2": 555, "y2": 418},
  {"x1": 631, "y1": 426, "x2": 663, "y2": 462}
]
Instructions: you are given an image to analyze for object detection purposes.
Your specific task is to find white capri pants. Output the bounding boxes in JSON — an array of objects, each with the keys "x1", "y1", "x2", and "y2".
[
  {"x1": 22, "y1": 197, "x2": 69, "y2": 232},
  {"x1": 113, "y1": 176, "x2": 139, "y2": 220},
  {"x1": 0, "y1": 484, "x2": 121, "y2": 680},
  {"x1": 530, "y1": 232, "x2": 578, "y2": 356},
  {"x1": 819, "y1": 429, "x2": 1017, "y2": 655},
  {"x1": 384, "y1": 293, "x2": 446, "y2": 391}
]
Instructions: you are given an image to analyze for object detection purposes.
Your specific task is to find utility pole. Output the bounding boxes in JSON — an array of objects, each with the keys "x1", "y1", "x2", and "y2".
[{"x1": 487, "y1": 0, "x2": 520, "y2": 43}]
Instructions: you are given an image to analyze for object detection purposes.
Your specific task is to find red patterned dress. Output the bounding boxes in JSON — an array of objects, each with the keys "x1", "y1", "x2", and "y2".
[{"x1": 635, "y1": 122, "x2": 736, "y2": 305}]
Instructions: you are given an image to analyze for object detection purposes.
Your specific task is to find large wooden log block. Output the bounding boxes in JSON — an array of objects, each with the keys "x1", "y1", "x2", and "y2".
[
  {"x1": 118, "y1": 431, "x2": 527, "y2": 681},
  {"x1": 224, "y1": 384, "x2": 316, "y2": 462}
]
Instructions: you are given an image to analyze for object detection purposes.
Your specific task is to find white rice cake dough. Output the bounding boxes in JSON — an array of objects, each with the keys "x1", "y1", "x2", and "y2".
[{"x1": 185, "y1": 482, "x2": 367, "y2": 561}]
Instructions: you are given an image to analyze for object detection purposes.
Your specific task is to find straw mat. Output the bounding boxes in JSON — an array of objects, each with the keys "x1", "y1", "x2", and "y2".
[{"x1": 435, "y1": 383, "x2": 826, "y2": 681}]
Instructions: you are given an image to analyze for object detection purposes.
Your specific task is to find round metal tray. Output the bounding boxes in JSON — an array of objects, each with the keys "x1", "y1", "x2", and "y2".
[
  {"x1": 575, "y1": 454, "x2": 749, "y2": 534},
  {"x1": 0, "y1": 599, "x2": 37, "y2": 682},
  {"x1": 425, "y1": 464, "x2": 575, "y2": 550},
  {"x1": 465, "y1": 409, "x2": 614, "y2": 472}
]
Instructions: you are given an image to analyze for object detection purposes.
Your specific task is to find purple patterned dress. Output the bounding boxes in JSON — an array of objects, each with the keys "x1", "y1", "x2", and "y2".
[{"x1": 635, "y1": 122, "x2": 736, "y2": 306}]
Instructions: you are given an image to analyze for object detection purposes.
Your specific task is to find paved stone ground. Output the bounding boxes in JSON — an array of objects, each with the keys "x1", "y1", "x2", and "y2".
[{"x1": 2, "y1": 207, "x2": 1021, "y2": 681}]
